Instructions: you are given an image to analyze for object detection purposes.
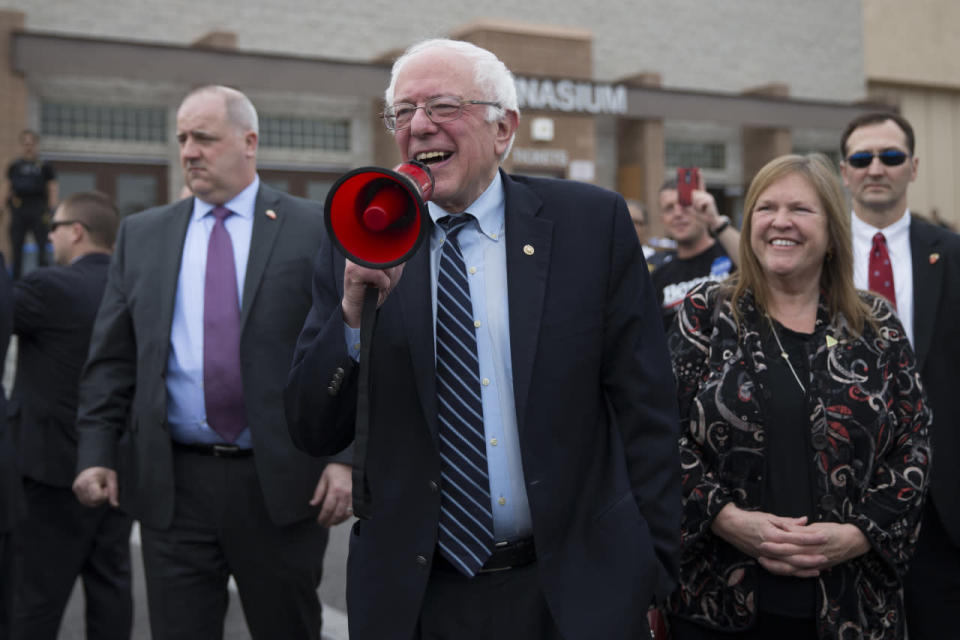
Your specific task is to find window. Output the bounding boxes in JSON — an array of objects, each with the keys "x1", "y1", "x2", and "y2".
[
  {"x1": 259, "y1": 116, "x2": 350, "y2": 151},
  {"x1": 41, "y1": 102, "x2": 166, "y2": 142},
  {"x1": 665, "y1": 141, "x2": 726, "y2": 170}
]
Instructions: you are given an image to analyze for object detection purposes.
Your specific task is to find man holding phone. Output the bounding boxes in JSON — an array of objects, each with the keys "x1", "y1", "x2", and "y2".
[{"x1": 652, "y1": 169, "x2": 739, "y2": 329}]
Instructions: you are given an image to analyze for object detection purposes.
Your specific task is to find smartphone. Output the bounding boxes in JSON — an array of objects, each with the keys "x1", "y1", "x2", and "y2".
[{"x1": 676, "y1": 167, "x2": 700, "y2": 207}]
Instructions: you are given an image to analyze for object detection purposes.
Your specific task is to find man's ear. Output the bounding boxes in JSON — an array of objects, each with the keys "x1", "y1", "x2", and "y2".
[
  {"x1": 70, "y1": 222, "x2": 85, "y2": 245},
  {"x1": 493, "y1": 111, "x2": 519, "y2": 157}
]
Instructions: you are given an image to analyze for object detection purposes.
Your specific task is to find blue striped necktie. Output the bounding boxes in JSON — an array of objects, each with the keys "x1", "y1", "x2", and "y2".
[{"x1": 435, "y1": 214, "x2": 494, "y2": 577}]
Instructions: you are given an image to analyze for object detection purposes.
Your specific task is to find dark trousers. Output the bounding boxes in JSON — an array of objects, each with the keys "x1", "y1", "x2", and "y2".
[
  {"x1": 0, "y1": 532, "x2": 14, "y2": 640},
  {"x1": 904, "y1": 502, "x2": 960, "y2": 640},
  {"x1": 140, "y1": 449, "x2": 328, "y2": 640},
  {"x1": 9, "y1": 203, "x2": 49, "y2": 280},
  {"x1": 12, "y1": 479, "x2": 132, "y2": 640},
  {"x1": 414, "y1": 554, "x2": 564, "y2": 640},
  {"x1": 670, "y1": 612, "x2": 817, "y2": 640}
]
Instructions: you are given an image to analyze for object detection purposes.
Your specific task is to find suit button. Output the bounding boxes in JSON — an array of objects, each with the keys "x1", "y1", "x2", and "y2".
[
  {"x1": 429, "y1": 480, "x2": 440, "y2": 492},
  {"x1": 336, "y1": 367, "x2": 345, "y2": 376},
  {"x1": 416, "y1": 555, "x2": 428, "y2": 567},
  {"x1": 326, "y1": 386, "x2": 337, "y2": 396},
  {"x1": 819, "y1": 495, "x2": 837, "y2": 512},
  {"x1": 811, "y1": 433, "x2": 829, "y2": 450}
]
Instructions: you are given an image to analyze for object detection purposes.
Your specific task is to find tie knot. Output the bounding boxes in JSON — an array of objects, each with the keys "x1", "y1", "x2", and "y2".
[
  {"x1": 438, "y1": 214, "x2": 474, "y2": 240},
  {"x1": 872, "y1": 232, "x2": 887, "y2": 247},
  {"x1": 211, "y1": 206, "x2": 233, "y2": 223}
]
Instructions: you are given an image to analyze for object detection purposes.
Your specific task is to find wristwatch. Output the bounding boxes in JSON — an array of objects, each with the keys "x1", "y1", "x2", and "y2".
[{"x1": 711, "y1": 215, "x2": 731, "y2": 237}]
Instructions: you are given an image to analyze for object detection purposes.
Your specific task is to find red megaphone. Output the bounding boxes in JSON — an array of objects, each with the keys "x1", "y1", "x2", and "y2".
[{"x1": 324, "y1": 162, "x2": 434, "y2": 268}]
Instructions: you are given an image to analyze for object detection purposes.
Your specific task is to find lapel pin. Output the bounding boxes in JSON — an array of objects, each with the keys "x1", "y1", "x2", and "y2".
[
  {"x1": 523, "y1": 244, "x2": 535, "y2": 256},
  {"x1": 265, "y1": 209, "x2": 277, "y2": 220},
  {"x1": 929, "y1": 252, "x2": 940, "y2": 265},
  {"x1": 826, "y1": 335, "x2": 838, "y2": 349}
]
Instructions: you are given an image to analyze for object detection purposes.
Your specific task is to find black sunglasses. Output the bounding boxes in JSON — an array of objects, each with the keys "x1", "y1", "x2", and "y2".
[
  {"x1": 846, "y1": 149, "x2": 909, "y2": 169},
  {"x1": 49, "y1": 219, "x2": 89, "y2": 231}
]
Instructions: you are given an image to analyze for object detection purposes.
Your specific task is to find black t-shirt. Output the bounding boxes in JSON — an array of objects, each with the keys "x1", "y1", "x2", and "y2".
[
  {"x1": 652, "y1": 242, "x2": 733, "y2": 329},
  {"x1": 6, "y1": 157, "x2": 56, "y2": 209},
  {"x1": 757, "y1": 321, "x2": 817, "y2": 618}
]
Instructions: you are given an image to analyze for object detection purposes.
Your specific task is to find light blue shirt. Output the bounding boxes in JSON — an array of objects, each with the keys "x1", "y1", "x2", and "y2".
[
  {"x1": 346, "y1": 172, "x2": 533, "y2": 540},
  {"x1": 167, "y1": 176, "x2": 259, "y2": 447}
]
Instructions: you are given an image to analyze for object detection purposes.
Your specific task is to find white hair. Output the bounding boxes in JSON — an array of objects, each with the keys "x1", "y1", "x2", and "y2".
[
  {"x1": 182, "y1": 85, "x2": 259, "y2": 136},
  {"x1": 385, "y1": 38, "x2": 519, "y2": 159}
]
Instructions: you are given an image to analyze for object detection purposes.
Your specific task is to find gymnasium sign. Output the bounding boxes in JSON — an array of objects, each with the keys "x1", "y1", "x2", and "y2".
[{"x1": 514, "y1": 77, "x2": 628, "y2": 115}]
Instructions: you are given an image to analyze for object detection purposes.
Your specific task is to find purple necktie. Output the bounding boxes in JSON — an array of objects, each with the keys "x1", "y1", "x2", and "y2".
[{"x1": 203, "y1": 206, "x2": 245, "y2": 442}]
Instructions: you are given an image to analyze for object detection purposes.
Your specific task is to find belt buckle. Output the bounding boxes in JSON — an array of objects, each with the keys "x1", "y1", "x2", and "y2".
[
  {"x1": 212, "y1": 444, "x2": 239, "y2": 457},
  {"x1": 478, "y1": 540, "x2": 515, "y2": 574}
]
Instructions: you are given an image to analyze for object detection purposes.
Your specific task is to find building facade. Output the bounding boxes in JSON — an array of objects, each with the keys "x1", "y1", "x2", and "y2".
[{"x1": 6, "y1": 0, "x2": 939, "y2": 259}]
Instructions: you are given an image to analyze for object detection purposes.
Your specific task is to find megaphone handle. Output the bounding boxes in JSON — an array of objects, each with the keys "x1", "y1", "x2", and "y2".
[{"x1": 351, "y1": 285, "x2": 380, "y2": 519}]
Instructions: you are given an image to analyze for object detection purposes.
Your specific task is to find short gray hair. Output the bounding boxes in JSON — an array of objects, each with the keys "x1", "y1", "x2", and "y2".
[{"x1": 385, "y1": 39, "x2": 519, "y2": 158}]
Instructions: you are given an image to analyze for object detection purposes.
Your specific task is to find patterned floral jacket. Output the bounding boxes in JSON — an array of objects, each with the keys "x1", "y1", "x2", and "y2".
[{"x1": 666, "y1": 281, "x2": 931, "y2": 640}]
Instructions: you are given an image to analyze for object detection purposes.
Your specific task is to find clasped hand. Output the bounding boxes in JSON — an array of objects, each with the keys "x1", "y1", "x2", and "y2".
[{"x1": 711, "y1": 504, "x2": 870, "y2": 578}]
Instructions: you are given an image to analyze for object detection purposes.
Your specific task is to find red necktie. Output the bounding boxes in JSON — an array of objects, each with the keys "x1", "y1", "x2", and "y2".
[{"x1": 869, "y1": 232, "x2": 897, "y2": 309}]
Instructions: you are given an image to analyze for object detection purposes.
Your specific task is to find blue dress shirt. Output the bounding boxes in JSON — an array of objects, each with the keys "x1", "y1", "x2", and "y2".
[
  {"x1": 167, "y1": 176, "x2": 259, "y2": 448},
  {"x1": 346, "y1": 172, "x2": 533, "y2": 540}
]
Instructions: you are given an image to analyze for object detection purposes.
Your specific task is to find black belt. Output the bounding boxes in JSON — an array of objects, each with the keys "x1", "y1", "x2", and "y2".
[
  {"x1": 478, "y1": 537, "x2": 536, "y2": 573},
  {"x1": 172, "y1": 441, "x2": 253, "y2": 458}
]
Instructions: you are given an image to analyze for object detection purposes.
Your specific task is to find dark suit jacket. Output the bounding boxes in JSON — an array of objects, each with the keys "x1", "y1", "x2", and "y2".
[
  {"x1": 76, "y1": 184, "x2": 339, "y2": 529},
  {"x1": 0, "y1": 257, "x2": 22, "y2": 532},
  {"x1": 909, "y1": 217, "x2": 960, "y2": 546},
  {"x1": 286, "y1": 172, "x2": 681, "y2": 640},
  {"x1": 10, "y1": 253, "x2": 111, "y2": 488}
]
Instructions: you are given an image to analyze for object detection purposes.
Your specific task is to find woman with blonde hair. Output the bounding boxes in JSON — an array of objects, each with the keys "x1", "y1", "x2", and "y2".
[{"x1": 667, "y1": 154, "x2": 931, "y2": 639}]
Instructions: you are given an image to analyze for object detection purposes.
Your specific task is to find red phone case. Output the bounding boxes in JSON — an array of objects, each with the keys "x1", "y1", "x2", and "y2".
[{"x1": 676, "y1": 167, "x2": 700, "y2": 207}]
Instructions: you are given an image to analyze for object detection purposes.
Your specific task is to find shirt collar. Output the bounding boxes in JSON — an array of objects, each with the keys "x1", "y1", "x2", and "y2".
[
  {"x1": 851, "y1": 207, "x2": 911, "y2": 246},
  {"x1": 427, "y1": 171, "x2": 504, "y2": 240},
  {"x1": 191, "y1": 175, "x2": 260, "y2": 222}
]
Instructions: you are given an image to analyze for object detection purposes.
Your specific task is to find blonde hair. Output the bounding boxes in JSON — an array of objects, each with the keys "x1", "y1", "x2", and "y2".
[{"x1": 731, "y1": 153, "x2": 872, "y2": 336}]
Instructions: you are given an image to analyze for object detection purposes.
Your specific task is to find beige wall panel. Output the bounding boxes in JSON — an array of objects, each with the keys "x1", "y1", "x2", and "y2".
[
  {"x1": 863, "y1": 0, "x2": 960, "y2": 90},
  {"x1": 879, "y1": 86, "x2": 960, "y2": 225}
]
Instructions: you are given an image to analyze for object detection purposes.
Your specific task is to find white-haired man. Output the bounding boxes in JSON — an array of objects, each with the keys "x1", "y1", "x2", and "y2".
[
  {"x1": 73, "y1": 85, "x2": 352, "y2": 639},
  {"x1": 287, "y1": 39, "x2": 680, "y2": 640}
]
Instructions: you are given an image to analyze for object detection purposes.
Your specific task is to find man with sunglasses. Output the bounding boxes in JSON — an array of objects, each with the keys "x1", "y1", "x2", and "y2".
[
  {"x1": 841, "y1": 111, "x2": 960, "y2": 639},
  {"x1": 287, "y1": 38, "x2": 680, "y2": 640},
  {"x1": 8, "y1": 192, "x2": 129, "y2": 639}
]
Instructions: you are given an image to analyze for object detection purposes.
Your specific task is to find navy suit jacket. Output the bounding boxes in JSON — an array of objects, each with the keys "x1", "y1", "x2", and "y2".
[
  {"x1": 287, "y1": 172, "x2": 681, "y2": 640},
  {"x1": 0, "y1": 256, "x2": 22, "y2": 532},
  {"x1": 908, "y1": 217, "x2": 960, "y2": 545},
  {"x1": 10, "y1": 253, "x2": 111, "y2": 488}
]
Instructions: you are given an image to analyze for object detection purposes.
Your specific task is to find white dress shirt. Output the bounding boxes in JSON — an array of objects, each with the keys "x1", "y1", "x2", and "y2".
[
  {"x1": 851, "y1": 209, "x2": 914, "y2": 346},
  {"x1": 344, "y1": 172, "x2": 532, "y2": 540}
]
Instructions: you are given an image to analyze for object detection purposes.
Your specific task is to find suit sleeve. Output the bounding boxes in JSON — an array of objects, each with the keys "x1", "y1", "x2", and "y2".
[
  {"x1": 75, "y1": 221, "x2": 136, "y2": 472},
  {"x1": 285, "y1": 233, "x2": 359, "y2": 457},
  {"x1": 602, "y1": 196, "x2": 682, "y2": 601},
  {"x1": 12, "y1": 272, "x2": 52, "y2": 336}
]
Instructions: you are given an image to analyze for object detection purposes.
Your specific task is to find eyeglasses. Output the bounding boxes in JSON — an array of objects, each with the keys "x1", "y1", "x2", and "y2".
[
  {"x1": 381, "y1": 96, "x2": 502, "y2": 131},
  {"x1": 49, "y1": 219, "x2": 89, "y2": 231},
  {"x1": 846, "y1": 149, "x2": 909, "y2": 169}
]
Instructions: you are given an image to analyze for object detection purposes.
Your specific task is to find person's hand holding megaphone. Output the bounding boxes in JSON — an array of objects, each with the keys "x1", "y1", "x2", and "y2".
[
  {"x1": 324, "y1": 161, "x2": 433, "y2": 329},
  {"x1": 341, "y1": 260, "x2": 405, "y2": 328}
]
